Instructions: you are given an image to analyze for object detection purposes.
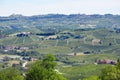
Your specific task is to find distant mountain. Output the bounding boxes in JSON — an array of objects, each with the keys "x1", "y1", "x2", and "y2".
[{"x1": 0, "y1": 14, "x2": 120, "y2": 33}]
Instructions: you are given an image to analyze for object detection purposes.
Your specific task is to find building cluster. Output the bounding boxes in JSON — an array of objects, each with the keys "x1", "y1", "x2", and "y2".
[
  {"x1": 0, "y1": 55, "x2": 38, "y2": 68},
  {"x1": 97, "y1": 59, "x2": 116, "y2": 65},
  {"x1": 0, "y1": 45, "x2": 29, "y2": 51},
  {"x1": 16, "y1": 32, "x2": 32, "y2": 37}
]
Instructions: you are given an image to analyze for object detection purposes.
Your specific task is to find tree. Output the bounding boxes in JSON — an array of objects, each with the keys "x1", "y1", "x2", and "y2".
[
  {"x1": 26, "y1": 54, "x2": 67, "y2": 80},
  {"x1": 0, "y1": 68, "x2": 24, "y2": 80},
  {"x1": 42, "y1": 54, "x2": 57, "y2": 70},
  {"x1": 85, "y1": 62, "x2": 120, "y2": 80},
  {"x1": 100, "y1": 63, "x2": 120, "y2": 80},
  {"x1": 84, "y1": 76, "x2": 101, "y2": 80},
  {"x1": 100, "y1": 66, "x2": 118, "y2": 80}
]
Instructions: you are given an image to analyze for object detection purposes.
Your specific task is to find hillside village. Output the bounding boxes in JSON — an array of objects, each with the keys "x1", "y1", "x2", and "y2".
[{"x1": 0, "y1": 14, "x2": 120, "y2": 80}]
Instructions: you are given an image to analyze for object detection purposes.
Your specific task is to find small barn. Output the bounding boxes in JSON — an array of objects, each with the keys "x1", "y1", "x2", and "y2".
[{"x1": 92, "y1": 39, "x2": 102, "y2": 45}]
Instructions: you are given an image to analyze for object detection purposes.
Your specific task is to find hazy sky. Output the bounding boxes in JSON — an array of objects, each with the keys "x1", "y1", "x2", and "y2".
[{"x1": 0, "y1": 0, "x2": 120, "y2": 16}]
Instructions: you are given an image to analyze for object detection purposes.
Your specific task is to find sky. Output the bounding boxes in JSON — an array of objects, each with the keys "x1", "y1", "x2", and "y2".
[{"x1": 0, "y1": 0, "x2": 120, "y2": 16}]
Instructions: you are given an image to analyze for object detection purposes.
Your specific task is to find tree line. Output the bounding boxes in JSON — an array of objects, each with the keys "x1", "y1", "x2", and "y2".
[
  {"x1": 0, "y1": 54, "x2": 120, "y2": 80},
  {"x1": 0, "y1": 54, "x2": 66, "y2": 80}
]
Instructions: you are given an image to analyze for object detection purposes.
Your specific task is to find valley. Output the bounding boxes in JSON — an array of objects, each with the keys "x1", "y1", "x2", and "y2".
[{"x1": 0, "y1": 14, "x2": 120, "y2": 80}]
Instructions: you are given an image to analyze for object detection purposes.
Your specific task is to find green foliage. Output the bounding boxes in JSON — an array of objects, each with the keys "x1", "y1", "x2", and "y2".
[
  {"x1": 1, "y1": 14, "x2": 120, "y2": 80},
  {"x1": 84, "y1": 76, "x2": 101, "y2": 80},
  {"x1": 99, "y1": 62, "x2": 120, "y2": 80},
  {"x1": 42, "y1": 54, "x2": 57, "y2": 70},
  {"x1": 100, "y1": 66, "x2": 119, "y2": 80},
  {"x1": 0, "y1": 68, "x2": 24, "y2": 80},
  {"x1": 26, "y1": 54, "x2": 67, "y2": 80},
  {"x1": 59, "y1": 64, "x2": 109, "y2": 80},
  {"x1": 83, "y1": 63, "x2": 120, "y2": 80}
]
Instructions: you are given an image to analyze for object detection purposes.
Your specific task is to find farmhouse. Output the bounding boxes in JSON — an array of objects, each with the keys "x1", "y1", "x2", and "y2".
[
  {"x1": 6, "y1": 45, "x2": 19, "y2": 50},
  {"x1": 31, "y1": 58, "x2": 38, "y2": 62},
  {"x1": 74, "y1": 52, "x2": 85, "y2": 56},
  {"x1": 45, "y1": 35, "x2": 58, "y2": 40},
  {"x1": 97, "y1": 59, "x2": 116, "y2": 65},
  {"x1": 20, "y1": 47, "x2": 29, "y2": 50},
  {"x1": 67, "y1": 52, "x2": 85, "y2": 56},
  {"x1": 9, "y1": 61, "x2": 20, "y2": 67},
  {"x1": 92, "y1": 39, "x2": 102, "y2": 45},
  {"x1": 16, "y1": 32, "x2": 32, "y2": 37}
]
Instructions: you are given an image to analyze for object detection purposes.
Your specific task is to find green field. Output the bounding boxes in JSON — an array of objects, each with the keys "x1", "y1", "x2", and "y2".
[
  {"x1": 0, "y1": 28, "x2": 120, "y2": 80},
  {"x1": 1, "y1": 28, "x2": 120, "y2": 54}
]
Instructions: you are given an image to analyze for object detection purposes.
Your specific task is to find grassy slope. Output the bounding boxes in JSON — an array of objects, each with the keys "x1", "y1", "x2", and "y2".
[
  {"x1": 58, "y1": 64, "x2": 110, "y2": 80},
  {"x1": 1, "y1": 28, "x2": 120, "y2": 54}
]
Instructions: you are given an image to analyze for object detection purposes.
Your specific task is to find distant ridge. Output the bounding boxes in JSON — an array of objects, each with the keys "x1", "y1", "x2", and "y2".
[{"x1": 0, "y1": 14, "x2": 120, "y2": 33}]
